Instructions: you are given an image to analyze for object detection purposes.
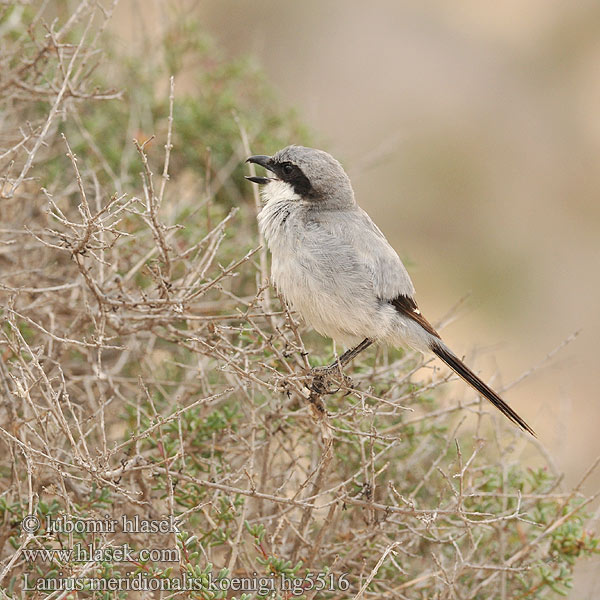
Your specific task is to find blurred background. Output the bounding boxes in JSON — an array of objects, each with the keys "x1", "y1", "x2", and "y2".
[{"x1": 109, "y1": 1, "x2": 600, "y2": 593}]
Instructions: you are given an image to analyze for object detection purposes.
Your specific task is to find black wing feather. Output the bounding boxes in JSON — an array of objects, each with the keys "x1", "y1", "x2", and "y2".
[{"x1": 389, "y1": 294, "x2": 441, "y2": 339}]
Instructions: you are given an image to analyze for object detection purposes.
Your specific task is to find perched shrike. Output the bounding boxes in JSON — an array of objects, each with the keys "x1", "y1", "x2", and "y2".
[{"x1": 246, "y1": 145, "x2": 534, "y2": 436}]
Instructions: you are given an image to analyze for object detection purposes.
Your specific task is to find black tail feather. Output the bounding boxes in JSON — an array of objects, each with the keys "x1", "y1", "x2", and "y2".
[{"x1": 430, "y1": 342, "x2": 536, "y2": 437}]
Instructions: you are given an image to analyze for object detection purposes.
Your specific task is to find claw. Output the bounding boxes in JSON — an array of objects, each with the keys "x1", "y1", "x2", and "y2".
[{"x1": 308, "y1": 365, "x2": 350, "y2": 395}]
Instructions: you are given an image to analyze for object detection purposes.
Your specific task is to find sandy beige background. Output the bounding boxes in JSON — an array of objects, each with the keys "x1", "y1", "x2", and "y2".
[{"x1": 111, "y1": 1, "x2": 600, "y2": 594}]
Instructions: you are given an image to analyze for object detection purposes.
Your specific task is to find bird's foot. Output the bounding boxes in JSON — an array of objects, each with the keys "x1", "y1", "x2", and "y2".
[{"x1": 308, "y1": 365, "x2": 352, "y2": 395}]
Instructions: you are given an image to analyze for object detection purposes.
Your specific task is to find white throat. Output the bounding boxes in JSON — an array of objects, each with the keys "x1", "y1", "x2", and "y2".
[
  {"x1": 261, "y1": 179, "x2": 300, "y2": 205},
  {"x1": 257, "y1": 180, "x2": 303, "y2": 247}
]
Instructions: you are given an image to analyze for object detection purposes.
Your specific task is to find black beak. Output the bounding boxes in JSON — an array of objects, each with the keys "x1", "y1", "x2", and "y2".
[
  {"x1": 245, "y1": 175, "x2": 272, "y2": 185},
  {"x1": 245, "y1": 155, "x2": 275, "y2": 185}
]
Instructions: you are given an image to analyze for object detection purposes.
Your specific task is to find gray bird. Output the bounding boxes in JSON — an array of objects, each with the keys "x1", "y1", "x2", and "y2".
[{"x1": 246, "y1": 145, "x2": 535, "y2": 436}]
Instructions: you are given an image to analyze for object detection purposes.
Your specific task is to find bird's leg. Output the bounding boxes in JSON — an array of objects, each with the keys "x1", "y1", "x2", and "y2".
[
  {"x1": 333, "y1": 338, "x2": 375, "y2": 369},
  {"x1": 309, "y1": 338, "x2": 374, "y2": 394}
]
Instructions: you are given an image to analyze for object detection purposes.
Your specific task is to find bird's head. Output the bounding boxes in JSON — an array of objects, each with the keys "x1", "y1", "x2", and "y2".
[{"x1": 246, "y1": 145, "x2": 355, "y2": 208}]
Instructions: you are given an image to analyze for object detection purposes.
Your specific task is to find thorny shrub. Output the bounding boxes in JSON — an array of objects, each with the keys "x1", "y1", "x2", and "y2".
[{"x1": 0, "y1": 2, "x2": 598, "y2": 599}]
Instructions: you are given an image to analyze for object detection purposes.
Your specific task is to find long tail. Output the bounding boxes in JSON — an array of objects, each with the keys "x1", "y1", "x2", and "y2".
[{"x1": 430, "y1": 342, "x2": 535, "y2": 436}]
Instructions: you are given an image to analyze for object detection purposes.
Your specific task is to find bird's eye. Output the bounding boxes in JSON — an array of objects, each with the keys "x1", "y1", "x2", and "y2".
[{"x1": 282, "y1": 163, "x2": 294, "y2": 175}]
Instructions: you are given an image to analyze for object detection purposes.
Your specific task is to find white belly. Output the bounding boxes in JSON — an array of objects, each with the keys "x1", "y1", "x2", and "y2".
[{"x1": 257, "y1": 182, "x2": 400, "y2": 347}]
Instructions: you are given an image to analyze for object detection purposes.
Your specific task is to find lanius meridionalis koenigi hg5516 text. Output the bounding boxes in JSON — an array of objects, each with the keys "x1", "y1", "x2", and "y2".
[{"x1": 246, "y1": 145, "x2": 534, "y2": 436}]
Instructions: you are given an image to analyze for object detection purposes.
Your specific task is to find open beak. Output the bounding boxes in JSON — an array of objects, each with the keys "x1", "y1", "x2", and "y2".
[{"x1": 245, "y1": 155, "x2": 275, "y2": 185}]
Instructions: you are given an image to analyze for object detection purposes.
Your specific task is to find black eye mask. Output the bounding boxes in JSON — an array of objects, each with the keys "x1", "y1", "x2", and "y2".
[{"x1": 272, "y1": 162, "x2": 314, "y2": 198}]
